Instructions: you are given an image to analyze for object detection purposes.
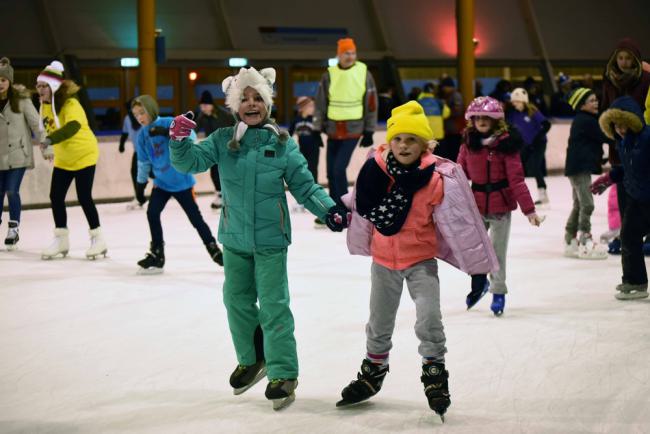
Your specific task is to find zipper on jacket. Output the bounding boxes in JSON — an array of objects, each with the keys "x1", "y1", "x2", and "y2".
[
  {"x1": 485, "y1": 151, "x2": 492, "y2": 214},
  {"x1": 222, "y1": 205, "x2": 228, "y2": 229}
]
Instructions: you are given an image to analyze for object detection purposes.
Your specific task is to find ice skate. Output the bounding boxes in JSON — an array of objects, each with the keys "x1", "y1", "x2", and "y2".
[
  {"x1": 490, "y1": 294, "x2": 505, "y2": 316},
  {"x1": 4, "y1": 220, "x2": 19, "y2": 250},
  {"x1": 421, "y1": 362, "x2": 450, "y2": 422},
  {"x1": 86, "y1": 227, "x2": 108, "y2": 260},
  {"x1": 265, "y1": 379, "x2": 298, "y2": 411},
  {"x1": 205, "y1": 241, "x2": 223, "y2": 266},
  {"x1": 126, "y1": 198, "x2": 145, "y2": 210},
  {"x1": 229, "y1": 360, "x2": 266, "y2": 395},
  {"x1": 615, "y1": 283, "x2": 648, "y2": 300},
  {"x1": 608, "y1": 238, "x2": 621, "y2": 254},
  {"x1": 564, "y1": 238, "x2": 579, "y2": 258},
  {"x1": 211, "y1": 192, "x2": 223, "y2": 210},
  {"x1": 466, "y1": 274, "x2": 489, "y2": 310},
  {"x1": 137, "y1": 244, "x2": 164, "y2": 274},
  {"x1": 577, "y1": 234, "x2": 608, "y2": 260},
  {"x1": 336, "y1": 358, "x2": 389, "y2": 407},
  {"x1": 41, "y1": 228, "x2": 70, "y2": 259}
]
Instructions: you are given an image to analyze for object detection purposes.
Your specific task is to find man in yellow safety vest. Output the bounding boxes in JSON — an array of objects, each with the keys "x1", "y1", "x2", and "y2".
[{"x1": 314, "y1": 37, "x2": 377, "y2": 213}]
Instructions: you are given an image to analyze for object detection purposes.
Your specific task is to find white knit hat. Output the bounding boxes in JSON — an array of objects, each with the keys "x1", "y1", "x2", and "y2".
[
  {"x1": 222, "y1": 67, "x2": 276, "y2": 114},
  {"x1": 510, "y1": 87, "x2": 529, "y2": 104},
  {"x1": 37, "y1": 60, "x2": 65, "y2": 129}
]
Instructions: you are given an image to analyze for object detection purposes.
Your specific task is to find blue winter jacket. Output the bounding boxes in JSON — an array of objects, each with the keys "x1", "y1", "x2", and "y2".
[
  {"x1": 136, "y1": 117, "x2": 197, "y2": 192},
  {"x1": 605, "y1": 97, "x2": 650, "y2": 202}
]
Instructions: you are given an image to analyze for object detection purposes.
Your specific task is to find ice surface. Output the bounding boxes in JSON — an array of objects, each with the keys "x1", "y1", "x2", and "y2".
[{"x1": 1, "y1": 176, "x2": 649, "y2": 433}]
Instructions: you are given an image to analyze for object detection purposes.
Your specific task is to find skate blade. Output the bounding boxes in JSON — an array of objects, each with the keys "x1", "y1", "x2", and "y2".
[
  {"x1": 5, "y1": 244, "x2": 18, "y2": 251},
  {"x1": 439, "y1": 414, "x2": 445, "y2": 423},
  {"x1": 336, "y1": 398, "x2": 371, "y2": 408},
  {"x1": 137, "y1": 267, "x2": 164, "y2": 275},
  {"x1": 41, "y1": 251, "x2": 68, "y2": 260},
  {"x1": 271, "y1": 393, "x2": 295, "y2": 411},
  {"x1": 86, "y1": 250, "x2": 108, "y2": 260},
  {"x1": 233, "y1": 366, "x2": 267, "y2": 395},
  {"x1": 493, "y1": 310, "x2": 504, "y2": 317}
]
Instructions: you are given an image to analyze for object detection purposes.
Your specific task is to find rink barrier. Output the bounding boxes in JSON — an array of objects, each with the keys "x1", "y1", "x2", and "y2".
[{"x1": 10, "y1": 120, "x2": 571, "y2": 209}]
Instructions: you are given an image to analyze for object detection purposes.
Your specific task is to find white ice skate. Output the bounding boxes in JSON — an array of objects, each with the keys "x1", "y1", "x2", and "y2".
[
  {"x1": 563, "y1": 239, "x2": 579, "y2": 258},
  {"x1": 577, "y1": 238, "x2": 608, "y2": 260},
  {"x1": 86, "y1": 227, "x2": 108, "y2": 260},
  {"x1": 4, "y1": 220, "x2": 19, "y2": 251},
  {"x1": 41, "y1": 228, "x2": 70, "y2": 259}
]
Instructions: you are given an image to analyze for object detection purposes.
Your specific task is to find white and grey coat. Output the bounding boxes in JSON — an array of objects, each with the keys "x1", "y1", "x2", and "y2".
[{"x1": 0, "y1": 91, "x2": 42, "y2": 170}]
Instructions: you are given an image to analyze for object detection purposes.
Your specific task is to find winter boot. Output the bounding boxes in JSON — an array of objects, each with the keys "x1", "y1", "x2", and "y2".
[
  {"x1": 137, "y1": 243, "x2": 165, "y2": 274},
  {"x1": 211, "y1": 192, "x2": 223, "y2": 210},
  {"x1": 41, "y1": 228, "x2": 70, "y2": 259},
  {"x1": 615, "y1": 283, "x2": 649, "y2": 300},
  {"x1": 205, "y1": 241, "x2": 223, "y2": 266},
  {"x1": 421, "y1": 362, "x2": 451, "y2": 422},
  {"x1": 336, "y1": 358, "x2": 389, "y2": 407},
  {"x1": 534, "y1": 188, "x2": 549, "y2": 206},
  {"x1": 490, "y1": 293, "x2": 506, "y2": 316},
  {"x1": 265, "y1": 379, "x2": 298, "y2": 411},
  {"x1": 86, "y1": 227, "x2": 108, "y2": 260},
  {"x1": 466, "y1": 274, "x2": 489, "y2": 310},
  {"x1": 577, "y1": 233, "x2": 608, "y2": 260},
  {"x1": 4, "y1": 220, "x2": 19, "y2": 250},
  {"x1": 229, "y1": 360, "x2": 267, "y2": 395}
]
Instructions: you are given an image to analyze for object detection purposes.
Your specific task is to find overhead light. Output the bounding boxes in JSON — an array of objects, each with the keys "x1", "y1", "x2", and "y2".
[
  {"x1": 328, "y1": 58, "x2": 338, "y2": 67},
  {"x1": 229, "y1": 57, "x2": 248, "y2": 67},
  {"x1": 120, "y1": 57, "x2": 139, "y2": 68}
]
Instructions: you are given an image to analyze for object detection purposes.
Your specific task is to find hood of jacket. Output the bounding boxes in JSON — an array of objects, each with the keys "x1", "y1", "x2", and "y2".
[{"x1": 599, "y1": 96, "x2": 645, "y2": 140}]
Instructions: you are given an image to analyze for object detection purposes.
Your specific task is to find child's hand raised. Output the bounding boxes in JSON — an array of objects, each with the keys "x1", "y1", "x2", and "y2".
[
  {"x1": 169, "y1": 111, "x2": 196, "y2": 141},
  {"x1": 527, "y1": 213, "x2": 545, "y2": 226}
]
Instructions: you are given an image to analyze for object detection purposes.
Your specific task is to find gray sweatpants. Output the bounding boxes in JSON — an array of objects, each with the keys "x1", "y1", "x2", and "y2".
[
  {"x1": 366, "y1": 259, "x2": 447, "y2": 361},
  {"x1": 565, "y1": 173, "x2": 594, "y2": 244},
  {"x1": 484, "y1": 212, "x2": 512, "y2": 294}
]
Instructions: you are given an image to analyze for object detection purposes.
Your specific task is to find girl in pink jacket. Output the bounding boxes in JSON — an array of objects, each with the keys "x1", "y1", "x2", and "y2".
[{"x1": 457, "y1": 97, "x2": 542, "y2": 316}]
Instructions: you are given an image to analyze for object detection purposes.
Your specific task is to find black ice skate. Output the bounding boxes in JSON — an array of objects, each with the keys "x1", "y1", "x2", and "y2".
[
  {"x1": 265, "y1": 378, "x2": 298, "y2": 411},
  {"x1": 137, "y1": 244, "x2": 165, "y2": 274},
  {"x1": 205, "y1": 241, "x2": 223, "y2": 266},
  {"x1": 229, "y1": 360, "x2": 267, "y2": 395},
  {"x1": 336, "y1": 358, "x2": 389, "y2": 407},
  {"x1": 421, "y1": 362, "x2": 451, "y2": 422},
  {"x1": 4, "y1": 221, "x2": 19, "y2": 250},
  {"x1": 466, "y1": 274, "x2": 489, "y2": 310}
]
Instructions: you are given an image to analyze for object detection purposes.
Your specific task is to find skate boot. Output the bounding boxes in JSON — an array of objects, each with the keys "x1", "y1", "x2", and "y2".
[
  {"x1": 229, "y1": 360, "x2": 267, "y2": 395},
  {"x1": 336, "y1": 358, "x2": 389, "y2": 407},
  {"x1": 265, "y1": 378, "x2": 298, "y2": 411},
  {"x1": 564, "y1": 238, "x2": 579, "y2": 258},
  {"x1": 615, "y1": 283, "x2": 649, "y2": 300},
  {"x1": 211, "y1": 192, "x2": 223, "y2": 210},
  {"x1": 421, "y1": 362, "x2": 451, "y2": 422},
  {"x1": 126, "y1": 198, "x2": 145, "y2": 210},
  {"x1": 466, "y1": 274, "x2": 489, "y2": 310},
  {"x1": 41, "y1": 228, "x2": 70, "y2": 259},
  {"x1": 205, "y1": 241, "x2": 223, "y2": 266},
  {"x1": 86, "y1": 227, "x2": 108, "y2": 260},
  {"x1": 577, "y1": 233, "x2": 607, "y2": 260},
  {"x1": 490, "y1": 293, "x2": 505, "y2": 316},
  {"x1": 534, "y1": 188, "x2": 549, "y2": 206},
  {"x1": 137, "y1": 243, "x2": 165, "y2": 274},
  {"x1": 4, "y1": 220, "x2": 19, "y2": 250},
  {"x1": 608, "y1": 238, "x2": 621, "y2": 254}
]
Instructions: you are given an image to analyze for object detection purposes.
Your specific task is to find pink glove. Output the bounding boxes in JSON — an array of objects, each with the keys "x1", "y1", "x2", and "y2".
[
  {"x1": 169, "y1": 111, "x2": 196, "y2": 141},
  {"x1": 590, "y1": 173, "x2": 612, "y2": 195}
]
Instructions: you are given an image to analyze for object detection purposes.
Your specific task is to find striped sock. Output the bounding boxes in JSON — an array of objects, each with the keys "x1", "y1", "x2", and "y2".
[{"x1": 366, "y1": 352, "x2": 389, "y2": 367}]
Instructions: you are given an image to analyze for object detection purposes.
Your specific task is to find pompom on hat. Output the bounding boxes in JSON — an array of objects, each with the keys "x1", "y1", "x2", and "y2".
[
  {"x1": 386, "y1": 101, "x2": 434, "y2": 143},
  {"x1": 464, "y1": 96, "x2": 504, "y2": 120},
  {"x1": 0, "y1": 57, "x2": 14, "y2": 84},
  {"x1": 510, "y1": 88, "x2": 529, "y2": 104},
  {"x1": 337, "y1": 38, "x2": 357, "y2": 56}
]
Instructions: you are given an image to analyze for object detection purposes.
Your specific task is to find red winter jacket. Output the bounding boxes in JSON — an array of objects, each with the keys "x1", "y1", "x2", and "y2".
[{"x1": 457, "y1": 129, "x2": 535, "y2": 216}]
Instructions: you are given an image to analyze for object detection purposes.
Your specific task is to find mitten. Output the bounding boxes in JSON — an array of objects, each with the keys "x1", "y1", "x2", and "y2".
[
  {"x1": 360, "y1": 130, "x2": 374, "y2": 147},
  {"x1": 590, "y1": 173, "x2": 612, "y2": 195},
  {"x1": 394, "y1": 164, "x2": 435, "y2": 195},
  {"x1": 325, "y1": 204, "x2": 351, "y2": 232},
  {"x1": 135, "y1": 182, "x2": 147, "y2": 205},
  {"x1": 169, "y1": 111, "x2": 196, "y2": 141}
]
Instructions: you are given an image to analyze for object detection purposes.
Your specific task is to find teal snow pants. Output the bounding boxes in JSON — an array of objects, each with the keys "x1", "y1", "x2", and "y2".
[{"x1": 222, "y1": 246, "x2": 298, "y2": 380}]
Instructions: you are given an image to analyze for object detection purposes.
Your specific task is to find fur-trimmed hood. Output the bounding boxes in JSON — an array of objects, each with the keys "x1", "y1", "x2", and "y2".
[{"x1": 599, "y1": 96, "x2": 645, "y2": 140}]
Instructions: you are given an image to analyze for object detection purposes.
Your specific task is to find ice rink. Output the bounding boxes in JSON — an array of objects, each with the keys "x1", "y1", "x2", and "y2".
[{"x1": 1, "y1": 176, "x2": 649, "y2": 434}]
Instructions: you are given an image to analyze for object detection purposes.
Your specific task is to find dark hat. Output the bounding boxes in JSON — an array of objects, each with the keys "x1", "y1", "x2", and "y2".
[
  {"x1": 439, "y1": 77, "x2": 456, "y2": 88},
  {"x1": 199, "y1": 90, "x2": 214, "y2": 105}
]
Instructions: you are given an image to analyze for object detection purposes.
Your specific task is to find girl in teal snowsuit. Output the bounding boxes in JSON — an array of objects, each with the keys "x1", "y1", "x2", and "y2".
[{"x1": 168, "y1": 67, "x2": 348, "y2": 410}]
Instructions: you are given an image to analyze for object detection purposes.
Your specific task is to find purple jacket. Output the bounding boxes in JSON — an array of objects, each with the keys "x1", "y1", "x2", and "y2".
[{"x1": 342, "y1": 155, "x2": 499, "y2": 275}]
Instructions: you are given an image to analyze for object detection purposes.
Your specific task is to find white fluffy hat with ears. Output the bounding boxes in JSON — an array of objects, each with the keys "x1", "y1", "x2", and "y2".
[{"x1": 222, "y1": 67, "x2": 276, "y2": 115}]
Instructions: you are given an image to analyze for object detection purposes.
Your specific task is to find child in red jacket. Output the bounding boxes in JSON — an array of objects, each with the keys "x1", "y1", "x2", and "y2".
[{"x1": 457, "y1": 97, "x2": 542, "y2": 316}]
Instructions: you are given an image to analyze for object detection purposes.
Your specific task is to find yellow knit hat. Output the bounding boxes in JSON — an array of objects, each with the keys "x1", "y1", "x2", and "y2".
[{"x1": 386, "y1": 101, "x2": 433, "y2": 143}]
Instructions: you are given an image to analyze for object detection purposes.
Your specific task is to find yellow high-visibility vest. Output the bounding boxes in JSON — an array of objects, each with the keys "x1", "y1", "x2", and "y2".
[{"x1": 327, "y1": 61, "x2": 367, "y2": 121}]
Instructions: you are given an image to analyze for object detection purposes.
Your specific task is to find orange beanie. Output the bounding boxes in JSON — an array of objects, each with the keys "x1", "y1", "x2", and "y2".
[{"x1": 337, "y1": 38, "x2": 357, "y2": 55}]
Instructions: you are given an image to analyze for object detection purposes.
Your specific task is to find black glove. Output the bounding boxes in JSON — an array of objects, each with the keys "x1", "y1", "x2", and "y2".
[
  {"x1": 135, "y1": 182, "x2": 147, "y2": 205},
  {"x1": 394, "y1": 164, "x2": 436, "y2": 195},
  {"x1": 149, "y1": 126, "x2": 170, "y2": 137},
  {"x1": 360, "y1": 130, "x2": 374, "y2": 147},
  {"x1": 313, "y1": 131, "x2": 324, "y2": 148},
  {"x1": 118, "y1": 143, "x2": 125, "y2": 153},
  {"x1": 325, "y1": 204, "x2": 350, "y2": 232}
]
